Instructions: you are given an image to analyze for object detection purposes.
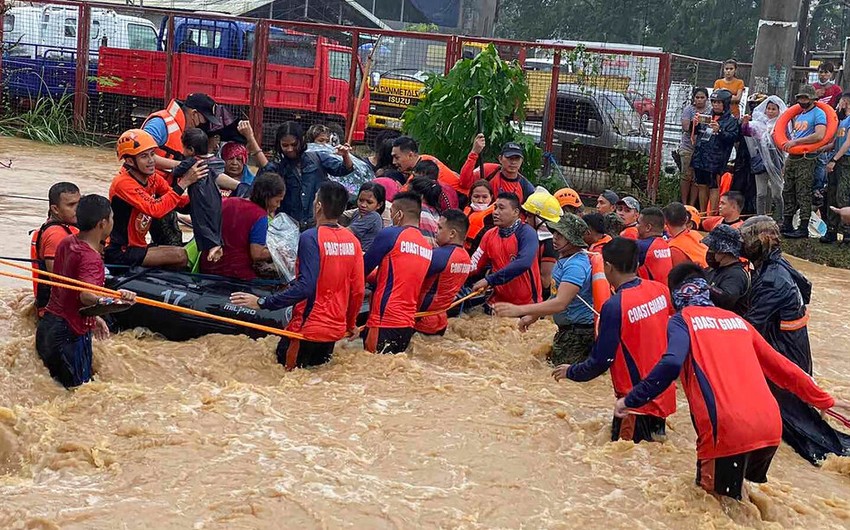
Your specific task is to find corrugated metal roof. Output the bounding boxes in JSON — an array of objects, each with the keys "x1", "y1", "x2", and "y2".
[{"x1": 94, "y1": 0, "x2": 389, "y2": 28}]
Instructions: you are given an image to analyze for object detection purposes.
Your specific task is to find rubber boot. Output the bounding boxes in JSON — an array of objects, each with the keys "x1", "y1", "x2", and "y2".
[
  {"x1": 785, "y1": 220, "x2": 809, "y2": 239},
  {"x1": 780, "y1": 218, "x2": 796, "y2": 237},
  {"x1": 819, "y1": 231, "x2": 838, "y2": 244}
]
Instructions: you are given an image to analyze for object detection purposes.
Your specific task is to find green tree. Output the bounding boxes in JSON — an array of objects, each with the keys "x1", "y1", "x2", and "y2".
[
  {"x1": 496, "y1": 0, "x2": 761, "y2": 61},
  {"x1": 402, "y1": 45, "x2": 542, "y2": 176}
]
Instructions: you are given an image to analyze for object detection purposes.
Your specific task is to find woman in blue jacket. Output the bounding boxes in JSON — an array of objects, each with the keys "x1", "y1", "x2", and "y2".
[
  {"x1": 691, "y1": 89, "x2": 740, "y2": 215},
  {"x1": 261, "y1": 121, "x2": 354, "y2": 230}
]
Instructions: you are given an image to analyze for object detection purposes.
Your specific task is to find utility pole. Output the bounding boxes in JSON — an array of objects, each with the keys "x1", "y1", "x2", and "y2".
[{"x1": 751, "y1": 0, "x2": 804, "y2": 100}]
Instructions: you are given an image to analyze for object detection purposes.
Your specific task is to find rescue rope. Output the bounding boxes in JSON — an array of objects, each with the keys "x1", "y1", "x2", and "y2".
[
  {"x1": 0, "y1": 260, "x2": 305, "y2": 340},
  {"x1": 0, "y1": 194, "x2": 48, "y2": 202},
  {"x1": 825, "y1": 409, "x2": 850, "y2": 430}
]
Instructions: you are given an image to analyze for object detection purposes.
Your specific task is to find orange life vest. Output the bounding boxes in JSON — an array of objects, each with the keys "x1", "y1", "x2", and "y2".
[
  {"x1": 589, "y1": 251, "x2": 611, "y2": 336},
  {"x1": 143, "y1": 99, "x2": 187, "y2": 161},
  {"x1": 668, "y1": 229, "x2": 708, "y2": 268},
  {"x1": 30, "y1": 221, "x2": 75, "y2": 311},
  {"x1": 464, "y1": 204, "x2": 495, "y2": 252}
]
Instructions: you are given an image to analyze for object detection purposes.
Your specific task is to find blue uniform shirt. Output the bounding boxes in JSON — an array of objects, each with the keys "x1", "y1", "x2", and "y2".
[
  {"x1": 552, "y1": 251, "x2": 594, "y2": 326},
  {"x1": 791, "y1": 106, "x2": 827, "y2": 141}
]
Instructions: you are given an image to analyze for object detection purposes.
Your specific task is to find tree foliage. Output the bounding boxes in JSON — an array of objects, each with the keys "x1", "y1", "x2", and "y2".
[
  {"x1": 402, "y1": 45, "x2": 542, "y2": 175},
  {"x1": 496, "y1": 0, "x2": 761, "y2": 61}
]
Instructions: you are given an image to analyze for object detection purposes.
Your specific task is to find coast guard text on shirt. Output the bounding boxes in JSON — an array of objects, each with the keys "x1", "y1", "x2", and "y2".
[
  {"x1": 400, "y1": 240, "x2": 433, "y2": 260},
  {"x1": 690, "y1": 315, "x2": 748, "y2": 331},
  {"x1": 627, "y1": 294, "x2": 668, "y2": 324},
  {"x1": 324, "y1": 241, "x2": 357, "y2": 256}
]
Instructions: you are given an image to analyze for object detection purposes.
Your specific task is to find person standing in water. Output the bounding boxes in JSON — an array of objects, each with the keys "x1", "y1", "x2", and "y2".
[
  {"x1": 740, "y1": 216, "x2": 850, "y2": 463},
  {"x1": 230, "y1": 182, "x2": 365, "y2": 369},
  {"x1": 31, "y1": 182, "x2": 81, "y2": 316},
  {"x1": 553, "y1": 237, "x2": 676, "y2": 443},
  {"x1": 617, "y1": 263, "x2": 846, "y2": 501},
  {"x1": 36, "y1": 194, "x2": 136, "y2": 388},
  {"x1": 362, "y1": 192, "x2": 433, "y2": 354}
]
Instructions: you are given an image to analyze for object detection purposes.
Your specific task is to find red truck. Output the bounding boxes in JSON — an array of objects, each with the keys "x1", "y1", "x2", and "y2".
[{"x1": 96, "y1": 17, "x2": 367, "y2": 142}]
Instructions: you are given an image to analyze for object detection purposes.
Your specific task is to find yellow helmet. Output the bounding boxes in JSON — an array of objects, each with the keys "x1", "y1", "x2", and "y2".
[{"x1": 522, "y1": 188, "x2": 562, "y2": 223}]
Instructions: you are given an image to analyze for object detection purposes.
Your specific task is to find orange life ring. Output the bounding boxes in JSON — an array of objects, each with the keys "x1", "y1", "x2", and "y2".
[{"x1": 772, "y1": 101, "x2": 838, "y2": 155}]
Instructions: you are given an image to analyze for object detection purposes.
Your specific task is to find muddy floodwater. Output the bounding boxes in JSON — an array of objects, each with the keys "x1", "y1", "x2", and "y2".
[{"x1": 0, "y1": 137, "x2": 849, "y2": 529}]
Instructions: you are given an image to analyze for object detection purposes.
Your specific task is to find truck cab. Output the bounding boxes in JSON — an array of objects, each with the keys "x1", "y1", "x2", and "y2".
[
  {"x1": 533, "y1": 84, "x2": 651, "y2": 192},
  {"x1": 2, "y1": 6, "x2": 157, "y2": 99}
]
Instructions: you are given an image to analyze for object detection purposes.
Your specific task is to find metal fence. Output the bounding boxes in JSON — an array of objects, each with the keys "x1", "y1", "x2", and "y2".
[{"x1": 1, "y1": 0, "x2": 737, "y2": 199}]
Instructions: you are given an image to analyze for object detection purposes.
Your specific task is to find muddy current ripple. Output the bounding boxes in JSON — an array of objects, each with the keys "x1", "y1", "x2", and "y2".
[{"x1": 0, "y1": 138, "x2": 849, "y2": 529}]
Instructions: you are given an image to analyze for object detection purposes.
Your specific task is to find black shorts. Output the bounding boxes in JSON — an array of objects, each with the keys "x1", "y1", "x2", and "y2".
[
  {"x1": 35, "y1": 313, "x2": 94, "y2": 388},
  {"x1": 276, "y1": 337, "x2": 336, "y2": 369},
  {"x1": 611, "y1": 414, "x2": 667, "y2": 443},
  {"x1": 362, "y1": 326, "x2": 415, "y2": 354},
  {"x1": 693, "y1": 169, "x2": 718, "y2": 189},
  {"x1": 696, "y1": 445, "x2": 778, "y2": 500},
  {"x1": 104, "y1": 245, "x2": 148, "y2": 268}
]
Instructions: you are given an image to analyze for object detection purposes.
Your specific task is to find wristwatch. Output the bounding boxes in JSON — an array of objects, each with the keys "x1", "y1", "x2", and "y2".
[{"x1": 257, "y1": 296, "x2": 267, "y2": 309}]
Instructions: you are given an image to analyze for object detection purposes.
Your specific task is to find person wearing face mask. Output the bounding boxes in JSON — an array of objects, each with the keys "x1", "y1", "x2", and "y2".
[
  {"x1": 141, "y1": 94, "x2": 217, "y2": 246},
  {"x1": 616, "y1": 263, "x2": 846, "y2": 501},
  {"x1": 740, "y1": 216, "x2": 850, "y2": 464},
  {"x1": 780, "y1": 85, "x2": 828, "y2": 239},
  {"x1": 703, "y1": 225, "x2": 749, "y2": 315},
  {"x1": 361, "y1": 192, "x2": 433, "y2": 354},
  {"x1": 494, "y1": 214, "x2": 597, "y2": 365},
  {"x1": 463, "y1": 180, "x2": 496, "y2": 254},
  {"x1": 521, "y1": 188, "x2": 562, "y2": 299},
  {"x1": 742, "y1": 95, "x2": 787, "y2": 221},
  {"x1": 821, "y1": 92, "x2": 850, "y2": 243},
  {"x1": 230, "y1": 182, "x2": 365, "y2": 369},
  {"x1": 470, "y1": 192, "x2": 542, "y2": 307}
]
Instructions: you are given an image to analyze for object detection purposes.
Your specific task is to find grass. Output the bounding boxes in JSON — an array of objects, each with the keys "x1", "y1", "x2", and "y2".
[
  {"x1": 780, "y1": 237, "x2": 850, "y2": 270},
  {"x1": 0, "y1": 93, "x2": 99, "y2": 146}
]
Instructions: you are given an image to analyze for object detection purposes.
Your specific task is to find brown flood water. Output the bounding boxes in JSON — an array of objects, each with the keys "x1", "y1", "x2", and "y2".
[{"x1": 0, "y1": 137, "x2": 849, "y2": 529}]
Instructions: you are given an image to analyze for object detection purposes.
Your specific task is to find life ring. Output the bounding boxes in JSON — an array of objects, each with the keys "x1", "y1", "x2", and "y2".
[{"x1": 772, "y1": 101, "x2": 838, "y2": 155}]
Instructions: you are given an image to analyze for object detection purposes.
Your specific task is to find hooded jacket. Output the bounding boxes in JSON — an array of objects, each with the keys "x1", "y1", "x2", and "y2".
[
  {"x1": 745, "y1": 249, "x2": 850, "y2": 464},
  {"x1": 691, "y1": 99, "x2": 740, "y2": 175}
]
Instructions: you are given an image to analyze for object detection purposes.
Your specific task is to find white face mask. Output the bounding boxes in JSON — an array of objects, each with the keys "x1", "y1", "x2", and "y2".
[{"x1": 470, "y1": 202, "x2": 490, "y2": 212}]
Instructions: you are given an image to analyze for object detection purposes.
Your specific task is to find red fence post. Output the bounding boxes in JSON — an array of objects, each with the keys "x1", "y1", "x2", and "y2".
[
  {"x1": 249, "y1": 20, "x2": 270, "y2": 147},
  {"x1": 647, "y1": 53, "x2": 672, "y2": 200},
  {"x1": 444, "y1": 36, "x2": 457, "y2": 75},
  {"x1": 542, "y1": 50, "x2": 562, "y2": 175},
  {"x1": 164, "y1": 15, "x2": 175, "y2": 104},
  {"x1": 0, "y1": 0, "x2": 5, "y2": 110},
  {"x1": 348, "y1": 30, "x2": 360, "y2": 132},
  {"x1": 73, "y1": 4, "x2": 91, "y2": 131}
]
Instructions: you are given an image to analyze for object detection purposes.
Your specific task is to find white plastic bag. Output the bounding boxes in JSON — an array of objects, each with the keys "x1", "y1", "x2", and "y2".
[
  {"x1": 791, "y1": 210, "x2": 827, "y2": 238},
  {"x1": 266, "y1": 213, "x2": 300, "y2": 282}
]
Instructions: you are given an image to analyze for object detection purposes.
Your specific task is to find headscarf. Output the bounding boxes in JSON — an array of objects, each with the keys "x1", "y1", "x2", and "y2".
[
  {"x1": 744, "y1": 95, "x2": 788, "y2": 181},
  {"x1": 672, "y1": 277, "x2": 713, "y2": 311},
  {"x1": 221, "y1": 142, "x2": 248, "y2": 164},
  {"x1": 740, "y1": 215, "x2": 782, "y2": 265}
]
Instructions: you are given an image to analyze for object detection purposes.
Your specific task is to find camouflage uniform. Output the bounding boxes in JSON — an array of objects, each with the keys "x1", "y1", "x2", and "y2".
[
  {"x1": 547, "y1": 214, "x2": 595, "y2": 366},
  {"x1": 825, "y1": 157, "x2": 850, "y2": 233},
  {"x1": 149, "y1": 211, "x2": 184, "y2": 247},
  {"x1": 782, "y1": 154, "x2": 818, "y2": 227},
  {"x1": 603, "y1": 212, "x2": 625, "y2": 237},
  {"x1": 551, "y1": 325, "x2": 595, "y2": 365}
]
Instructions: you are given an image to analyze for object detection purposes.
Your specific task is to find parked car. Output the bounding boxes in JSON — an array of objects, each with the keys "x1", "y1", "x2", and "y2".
[
  {"x1": 625, "y1": 89, "x2": 655, "y2": 121},
  {"x1": 528, "y1": 84, "x2": 651, "y2": 193}
]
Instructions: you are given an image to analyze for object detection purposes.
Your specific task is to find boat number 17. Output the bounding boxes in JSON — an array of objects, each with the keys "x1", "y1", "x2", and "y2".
[{"x1": 161, "y1": 289, "x2": 188, "y2": 306}]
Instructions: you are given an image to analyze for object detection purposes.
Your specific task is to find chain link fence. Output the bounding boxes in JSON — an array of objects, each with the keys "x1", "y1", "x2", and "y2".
[{"x1": 1, "y1": 0, "x2": 744, "y2": 200}]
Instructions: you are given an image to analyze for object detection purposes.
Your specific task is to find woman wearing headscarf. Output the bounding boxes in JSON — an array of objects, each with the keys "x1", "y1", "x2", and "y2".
[
  {"x1": 742, "y1": 96, "x2": 787, "y2": 221},
  {"x1": 741, "y1": 216, "x2": 850, "y2": 464}
]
